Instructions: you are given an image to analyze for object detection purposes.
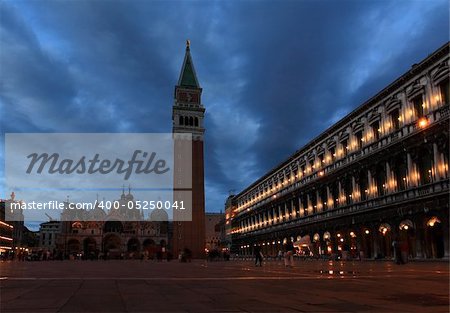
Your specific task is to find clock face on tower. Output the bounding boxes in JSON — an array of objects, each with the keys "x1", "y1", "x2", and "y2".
[{"x1": 177, "y1": 90, "x2": 199, "y2": 104}]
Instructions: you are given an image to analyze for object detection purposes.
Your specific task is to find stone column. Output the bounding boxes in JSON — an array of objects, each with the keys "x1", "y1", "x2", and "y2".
[
  {"x1": 406, "y1": 152, "x2": 416, "y2": 187},
  {"x1": 291, "y1": 199, "x2": 297, "y2": 218},
  {"x1": 326, "y1": 185, "x2": 331, "y2": 208},
  {"x1": 284, "y1": 202, "x2": 289, "y2": 221},
  {"x1": 316, "y1": 189, "x2": 322, "y2": 212},
  {"x1": 424, "y1": 75, "x2": 434, "y2": 112},
  {"x1": 367, "y1": 169, "x2": 374, "y2": 198},
  {"x1": 385, "y1": 161, "x2": 393, "y2": 193},
  {"x1": 433, "y1": 143, "x2": 440, "y2": 181},
  {"x1": 299, "y1": 197, "x2": 304, "y2": 217},
  {"x1": 307, "y1": 194, "x2": 312, "y2": 214},
  {"x1": 351, "y1": 175, "x2": 357, "y2": 202}
]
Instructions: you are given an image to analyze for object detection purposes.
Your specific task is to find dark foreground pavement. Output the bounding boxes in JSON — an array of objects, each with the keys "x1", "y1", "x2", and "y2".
[{"x1": 0, "y1": 259, "x2": 448, "y2": 313}]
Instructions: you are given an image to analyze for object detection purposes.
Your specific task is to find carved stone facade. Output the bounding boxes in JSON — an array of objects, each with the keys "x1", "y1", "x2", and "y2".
[
  {"x1": 58, "y1": 190, "x2": 169, "y2": 259},
  {"x1": 228, "y1": 42, "x2": 449, "y2": 260}
]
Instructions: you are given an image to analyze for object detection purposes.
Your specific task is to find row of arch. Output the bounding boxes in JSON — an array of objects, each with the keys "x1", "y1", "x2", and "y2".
[
  {"x1": 66, "y1": 235, "x2": 167, "y2": 258},
  {"x1": 238, "y1": 215, "x2": 447, "y2": 259},
  {"x1": 72, "y1": 220, "x2": 167, "y2": 234},
  {"x1": 179, "y1": 115, "x2": 199, "y2": 127}
]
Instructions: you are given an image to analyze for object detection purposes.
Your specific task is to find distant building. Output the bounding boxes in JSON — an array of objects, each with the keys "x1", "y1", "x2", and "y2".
[
  {"x1": 21, "y1": 226, "x2": 39, "y2": 249},
  {"x1": 39, "y1": 220, "x2": 61, "y2": 251},
  {"x1": 205, "y1": 212, "x2": 224, "y2": 251},
  {"x1": 1, "y1": 192, "x2": 25, "y2": 257},
  {"x1": 0, "y1": 201, "x2": 14, "y2": 257},
  {"x1": 229, "y1": 42, "x2": 449, "y2": 260}
]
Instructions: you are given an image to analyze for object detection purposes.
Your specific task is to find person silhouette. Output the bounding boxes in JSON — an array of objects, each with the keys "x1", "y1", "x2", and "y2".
[{"x1": 254, "y1": 245, "x2": 263, "y2": 266}]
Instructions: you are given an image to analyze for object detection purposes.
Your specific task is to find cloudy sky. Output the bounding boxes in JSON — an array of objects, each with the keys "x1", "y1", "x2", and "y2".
[{"x1": 0, "y1": 0, "x2": 448, "y2": 220}]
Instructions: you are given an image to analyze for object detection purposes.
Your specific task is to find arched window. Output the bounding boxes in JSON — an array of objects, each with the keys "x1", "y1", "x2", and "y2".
[
  {"x1": 389, "y1": 109, "x2": 400, "y2": 131},
  {"x1": 194, "y1": 117, "x2": 199, "y2": 127},
  {"x1": 189, "y1": 116, "x2": 194, "y2": 126},
  {"x1": 184, "y1": 116, "x2": 189, "y2": 126},
  {"x1": 371, "y1": 121, "x2": 380, "y2": 141},
  {"x1": 179, "y1": 116, "x2": 184, "y2": 125},
  {"x1": 412, "y1": 94, "x2": 424, "y2": 118},
  {"x1": 438, "y1": 78, "x2": 449, "y2": 105}
]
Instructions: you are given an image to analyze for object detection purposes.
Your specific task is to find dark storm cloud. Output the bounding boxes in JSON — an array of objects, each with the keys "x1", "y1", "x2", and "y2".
[
  {"x1": 0, "y1": 0, "x2": 448, "y2": 212},
  {"x1": 215, "y1": 0, "x2": 449, "y2": 178}
]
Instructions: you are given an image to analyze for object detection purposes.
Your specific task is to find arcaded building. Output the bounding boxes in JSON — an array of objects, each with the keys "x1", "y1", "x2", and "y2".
[
  {"x1": 58, "y1": 189, "x2": 169, "y2": 259},
  {"x1": 228, "y1": 43, "x2": 449, "y2": 260}
]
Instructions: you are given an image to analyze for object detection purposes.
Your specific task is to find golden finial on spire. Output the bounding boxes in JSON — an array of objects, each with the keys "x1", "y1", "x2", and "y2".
[{"x1": 186, "y1": 39, "x2": 190, "y2": 49}]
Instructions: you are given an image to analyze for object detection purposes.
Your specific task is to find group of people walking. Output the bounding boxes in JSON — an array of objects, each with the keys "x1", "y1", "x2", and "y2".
[
  {"x1": 254, "y1": 238, "x2": 409, "y2": 266},
  {"x1": 254, "y1": 240, "x2": 295, "y2": 267}
]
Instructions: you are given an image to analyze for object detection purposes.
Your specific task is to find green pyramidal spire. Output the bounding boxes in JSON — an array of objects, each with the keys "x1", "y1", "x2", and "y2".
[{"x1": 177, "y1": 40, "x2": 200, "y2": 88}]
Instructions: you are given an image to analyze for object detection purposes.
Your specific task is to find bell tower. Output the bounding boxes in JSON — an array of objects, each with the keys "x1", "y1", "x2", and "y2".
[{"x1": 171, "y1": 40, "x2": 205, "y2": 258}]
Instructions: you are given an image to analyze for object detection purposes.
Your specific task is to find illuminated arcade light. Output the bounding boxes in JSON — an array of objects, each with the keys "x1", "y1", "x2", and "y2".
[
  {"x1": 427, "y1": 217, "x2": 441, "y2": 227},
  {"x1": 418, "y1": 117, "x2": 429, "y2": 128}
]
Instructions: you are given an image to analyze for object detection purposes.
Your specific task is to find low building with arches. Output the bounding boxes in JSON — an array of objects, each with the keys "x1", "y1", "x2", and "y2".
[{"x1": 228, "y1": 43, "x2": 449, "y2": 261}]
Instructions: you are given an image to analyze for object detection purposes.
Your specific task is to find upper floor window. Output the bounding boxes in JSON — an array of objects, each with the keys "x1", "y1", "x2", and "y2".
[
  {"x1": 371, "y1": 121, "x2": 380, "y2": 141},
  {"x1": 341, "y1": 139, "x2": 348, "y2": 156},
  {"x1": 355, "y1": 131, "x2": 363, "y2": 149},
  {"x1": 318, "y1": 154, "x2": 324, "y2": 166},
  {"x1": 329, "y1": 147, "x2": 336, "y2": 161},
  {"x1": 309, "y1": 159, "x2": 314, "y2": 172},
  {"x1": 438, "y1": 79, "x2": 449, "y2": 105},
  {"x1": 412, "y1": 94, "x2": 424, "y2": 118},
  {"x1": 390, "y1": 109, "x2": 400, "y2": 131}
]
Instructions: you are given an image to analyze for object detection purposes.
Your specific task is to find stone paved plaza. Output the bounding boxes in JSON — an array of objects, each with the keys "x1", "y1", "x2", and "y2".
[{"x1": 0, "y1": 259, "x2": 448, "y2": 312}]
